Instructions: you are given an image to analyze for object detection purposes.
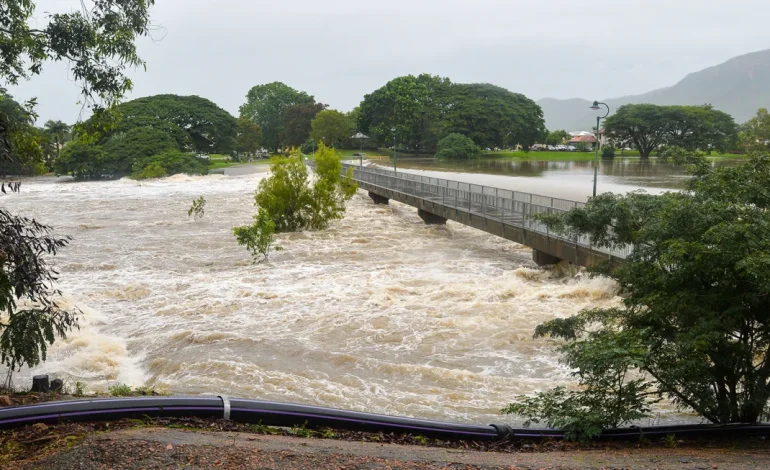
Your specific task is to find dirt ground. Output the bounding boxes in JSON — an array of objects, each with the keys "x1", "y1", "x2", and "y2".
[{"x1": 9, "y1": 426, "x2": 770, "y2": 470}]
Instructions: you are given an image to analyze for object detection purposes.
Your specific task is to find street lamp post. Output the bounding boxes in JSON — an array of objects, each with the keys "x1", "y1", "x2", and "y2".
[
  {"x1": 391, "y1": 127, "x2": 397, "y2": 172},
  {"x1": 589, "y1": 101, "x2": 610, "y2": 198}
]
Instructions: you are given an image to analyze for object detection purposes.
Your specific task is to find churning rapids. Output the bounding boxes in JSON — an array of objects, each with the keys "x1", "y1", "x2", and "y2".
[{"x1": 6, "y1": 170, "x2": 626, "y2": 425}]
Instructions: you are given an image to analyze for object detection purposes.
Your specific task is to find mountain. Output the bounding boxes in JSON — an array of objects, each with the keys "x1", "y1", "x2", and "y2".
[{"x1": 537, "y1": 49, "x2": 770, "y2": 132}]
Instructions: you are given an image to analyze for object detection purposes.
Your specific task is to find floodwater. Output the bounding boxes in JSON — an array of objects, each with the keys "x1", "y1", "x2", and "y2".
[
  {"x1": 4, "y1": 165, "x2": 694, "y2": 425},
  {"x1": 369, "y1": 156, "x2": 743, "y2": 201}
]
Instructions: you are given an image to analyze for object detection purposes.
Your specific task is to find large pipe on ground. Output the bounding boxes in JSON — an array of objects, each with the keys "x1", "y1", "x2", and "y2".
[{"x1": 1, "y1": 396, "x2": 769, "y2": 441}]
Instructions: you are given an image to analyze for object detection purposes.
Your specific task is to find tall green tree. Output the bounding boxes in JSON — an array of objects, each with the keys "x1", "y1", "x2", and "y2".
[
  {"x1": 235, "y1": 117, "x2": 262, "y2": 159},
  {"x1": 310, "y1": 109, "x2": 353, "y2": 148},
  {"x1": 281, "y1": 102, "x2": 326, "y2": 148},
  {"x1": 605, "y1": 104, "x2": 738, "y2": 158},
  {"x1": 438, "y1": 83, "x2": 546, "y2": 150},
  {"x1": 112, "y1": 95, "x2": 238, "y2": 154},
  {"x1": 358, "y1": 74, "x2": 450, "y2": 154},
  {"x1": 603, "y1": 104, "x2": 670, "y2": 158},
  {"x1": 506, "y1": 150, "x2": 770, "y2": 438},
  {"x1": 0, "y1": 0, "x2": 155, "y2": 377},
  {"x1": 239, "y1": 82, "x2": 314, "y2": 152}
]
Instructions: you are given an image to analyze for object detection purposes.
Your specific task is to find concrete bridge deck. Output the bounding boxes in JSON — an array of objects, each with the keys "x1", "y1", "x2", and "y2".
[{"x1": 342, "y1": 163, "x2": 629, "y2": 267}]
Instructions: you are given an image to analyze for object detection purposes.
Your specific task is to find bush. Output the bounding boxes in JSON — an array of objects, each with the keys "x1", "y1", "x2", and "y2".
[
  {"x1": 435, "y1": 133, "x2": 480, "y2": 160},
  {"x1": 602, "y1": 147, "x2": 616, "y2": 159},
  {"x1": 131, "y1": 151, "x2": 209, "y2": 180},
  {"x1": 575, "y1": 142, "x2": 589, "y2": 152}
]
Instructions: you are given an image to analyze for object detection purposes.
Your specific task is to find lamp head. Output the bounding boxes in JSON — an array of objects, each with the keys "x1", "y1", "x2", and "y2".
[{"x1": 590, "y1": 101, "x2": 601, "y2": 111}]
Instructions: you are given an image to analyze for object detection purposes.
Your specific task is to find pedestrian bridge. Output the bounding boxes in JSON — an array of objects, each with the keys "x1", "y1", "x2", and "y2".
[{"x1": 341, "y1": 163, "x2": 630, "y2": 267}]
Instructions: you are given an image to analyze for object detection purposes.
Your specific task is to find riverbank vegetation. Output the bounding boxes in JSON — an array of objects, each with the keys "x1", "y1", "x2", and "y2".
[{"x1": 505, "y1": 149, "x2": 770, "y2": 439}]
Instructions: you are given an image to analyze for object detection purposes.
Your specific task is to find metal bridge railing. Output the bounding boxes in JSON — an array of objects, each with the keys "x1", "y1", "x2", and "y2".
[{"x1": 337, "y1": 162, "x2": 631, "y2": 259}]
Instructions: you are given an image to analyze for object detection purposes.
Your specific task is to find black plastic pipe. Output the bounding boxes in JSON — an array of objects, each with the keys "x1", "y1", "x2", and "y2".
[{"x1": 1, "y1": 396, "x2": 769, "y2": 441}]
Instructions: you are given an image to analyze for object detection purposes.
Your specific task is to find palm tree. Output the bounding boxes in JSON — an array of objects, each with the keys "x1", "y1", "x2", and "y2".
[{"x1": 43, "y1": 120, "x2": 71, "y2": 162}]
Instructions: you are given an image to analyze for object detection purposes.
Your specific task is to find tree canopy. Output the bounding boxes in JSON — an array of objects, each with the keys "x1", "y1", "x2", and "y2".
[
  {"x1": 112, "y1": 95, "x2": 238, "y2": 154},
  {"x1": 604, "y1": 104, "x2": 738, "y2": 158},
  {"x1": 310, "y1": 110, "x2": 353, "y2": 148},
  {"x1": 358, "y1": 76, "x2": 545, "y2": 153},
  {"x1": 505, "y1": 150, "x2": 770, "y2": 438},
  {"x1": 239, "y1": 82, "x2": 315, "y2": 151},
  {"x1": 281, "y1": 102, "x2": 326, "y2": 148}
]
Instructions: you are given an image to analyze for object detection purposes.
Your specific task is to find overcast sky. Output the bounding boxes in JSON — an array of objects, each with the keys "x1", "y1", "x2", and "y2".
[{"x1": 9, "y1": 0, "x2": 770, "y2": 124}]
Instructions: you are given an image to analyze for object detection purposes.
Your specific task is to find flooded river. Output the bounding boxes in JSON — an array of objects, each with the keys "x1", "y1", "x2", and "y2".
[
  {"x1": 371, "y1": 156, "x2": 742, "y2": 200},
  {"x1": 5, "y1": 165, "x2": 686, "y2": 425}
]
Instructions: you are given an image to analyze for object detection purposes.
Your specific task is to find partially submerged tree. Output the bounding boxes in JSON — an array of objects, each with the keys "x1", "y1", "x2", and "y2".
[
  {"x1": 235, "y1": 144, "x2": 357, "y2": 261},
  {"x1": 505, "y1": 150, "x2": 770, "y2": 438}
]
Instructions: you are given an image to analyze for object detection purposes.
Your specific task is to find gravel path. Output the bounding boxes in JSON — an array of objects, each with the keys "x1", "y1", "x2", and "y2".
[{"x1": 18, "y1": 427, "x2": 770, "y2": 469}]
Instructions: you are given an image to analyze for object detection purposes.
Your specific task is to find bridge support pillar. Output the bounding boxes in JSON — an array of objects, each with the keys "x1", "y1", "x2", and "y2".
[
  {"x1": 533, "y1": 249, "x2": 562, "y2": 266},
  {"x1": 418, "y1": 209, "x2": 447, "y2": 225},
  {"x1": 368, "y1": 192, "x2": 389, "y2": 205}
]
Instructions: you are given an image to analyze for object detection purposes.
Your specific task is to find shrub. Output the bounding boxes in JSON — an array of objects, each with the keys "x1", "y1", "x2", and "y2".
[
  {"x1": 602, "y1": 147, "x2": 616, "y2": 159},
  {"x1": 131, "y1": 151, "x2": 209, "y2": 180},
  {"x1": 435, "y1": 133, "x2": 480, "y2": 160},
  {"x1": 575, "y1": 142, "x2": 589, "y2": 152},
  {"x1": 108, "y1": 383, "x2": 132, "y2": 397}
]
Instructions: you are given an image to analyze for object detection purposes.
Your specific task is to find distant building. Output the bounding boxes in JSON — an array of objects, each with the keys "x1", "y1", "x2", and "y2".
[{"x1": 567, "y1": 134, "x2": 598, "y2": 149}]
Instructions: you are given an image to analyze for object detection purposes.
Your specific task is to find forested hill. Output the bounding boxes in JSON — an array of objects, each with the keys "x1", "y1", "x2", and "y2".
[{"x1": 538, "y1": 49, "x2": 770, "y2": 131}]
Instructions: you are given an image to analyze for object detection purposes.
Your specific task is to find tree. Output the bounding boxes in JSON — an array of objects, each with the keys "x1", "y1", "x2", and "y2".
[
  {"x1": 546, "y1": 130, "x2": 570, "y2": 146},
  {"x1": 42, "y1": 120, "x2": 70, "y2": 162},
  {"x1": 235, "y1": 117, "x2": 262, "y2": 159},
  {"x1": 239, "y1": 82, "x2": 314, "y2": 152},
  {"x1": 740, "y1": 108, "x2": 770, "y2": 152},
  {"x1": 604, "y1": 104, "x2": 738, "y2": 158},
  {"x1": 505, "y1": 151, "x2": 770, "y2": 437},
  {"x1": 102, "y1": 126, "x2": 178, "y2": 175},
  {"x1": 281, "y1": 102, "x2": 326, "y2": 148},
  {"x1": 54, "y1": 141, "x2": 105, "y2": 179},
  {"x1": 0, "y1": 91, "x2": 44, "y2": 177},
  {"x1": 111, "y1": 95, "x2": 238, "y2": 154},
  {"x1": 358, "y1": 74, "x2": 450, "y2": 155},
  {"x1": 310, "y1": 110, "x2": 353, "y2": 148},
  {"x1": 439, "y1": 83, "x2": 546, "y2": 151},
  {"x1": 0, "y1": 0, "x2": 155, "y2": 377},
  {"x1": 435, "y1": 133, "x2": 480, "y2": 160},
  {"x1": 603, "y1": 105, "x2": 670, "y2": 158},
  {"x1": 237, "y1": 144, "x2": 357, "y2": 240}
]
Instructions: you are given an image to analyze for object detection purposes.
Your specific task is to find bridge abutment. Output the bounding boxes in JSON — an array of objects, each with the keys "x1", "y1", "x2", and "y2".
[
  {"x1": 418, "y1": 209, "x2": 447, "y2": 225},
  {"x1": 532, "y1": 249, "x2": 563, "y2": 266},
  {"x1": 368, "y1": 192, "x2": 389, "y2": 205}
]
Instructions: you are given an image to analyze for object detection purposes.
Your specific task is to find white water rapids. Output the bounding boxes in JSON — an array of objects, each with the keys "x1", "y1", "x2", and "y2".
[{"x1": 4, "y1": 170, "x2": 626, "y2": 425}]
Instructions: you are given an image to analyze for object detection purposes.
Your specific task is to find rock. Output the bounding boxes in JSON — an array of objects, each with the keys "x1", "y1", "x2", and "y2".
[
  {"x1": 31, "y1": 423, "x2": 48, "y2": 432},
  {"x1": 0, "y1": 395, "x2": 12, "y2": 406},
  {"x1": 31, "y1": 375, "x2": 50, "y2": 393},
  {"x1": 50, "y1": 379, "x2": 64, "y2": 393}
]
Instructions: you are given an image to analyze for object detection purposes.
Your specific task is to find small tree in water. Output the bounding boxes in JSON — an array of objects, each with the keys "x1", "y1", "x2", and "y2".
[
  {"x1": 234, "y1": 143, "x2": 357, "y2": 261},
  {"x1": 504, "y1": 150, "x2": 770, "y2": 439}
]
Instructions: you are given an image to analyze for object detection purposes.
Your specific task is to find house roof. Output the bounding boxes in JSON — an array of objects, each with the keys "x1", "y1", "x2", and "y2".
[{"x1": 568, "y1": 135, "x2": 597, "y2": 143}]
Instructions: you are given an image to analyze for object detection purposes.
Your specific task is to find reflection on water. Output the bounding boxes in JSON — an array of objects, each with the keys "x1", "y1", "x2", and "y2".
[{"x1": 369, "y1": 156, "x2": 743, "y2": 201}]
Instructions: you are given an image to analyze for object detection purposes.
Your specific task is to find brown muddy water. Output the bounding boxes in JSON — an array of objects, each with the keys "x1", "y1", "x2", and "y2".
[{"x1": 4, "y1": 169, "x2": 690, "y2": 425}]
